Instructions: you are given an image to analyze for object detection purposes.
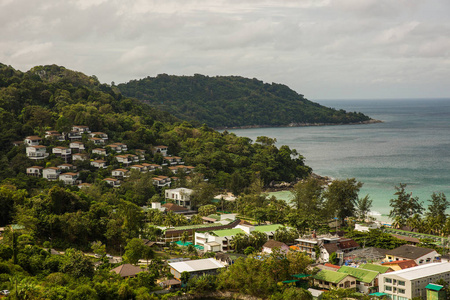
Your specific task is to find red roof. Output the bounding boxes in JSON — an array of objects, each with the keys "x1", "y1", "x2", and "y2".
[
  {"x1": 338, "y1": 238, "x2": 360, "y2": 250},
  {"x1": 162, "y1": 203, "x2": 188, "y2": 212},
  {"x1": 382, "y1": 259, "x2": 418, "y2": 269},
  {"x1": 324, "y1": 263, "x2": 341, "y2": 270}
]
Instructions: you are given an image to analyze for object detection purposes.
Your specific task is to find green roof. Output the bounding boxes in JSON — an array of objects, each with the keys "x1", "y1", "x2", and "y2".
[
  {"x1": 338, "y1": 266, "x2": 378, "y2": 283},
  {"x1": 313, "y1": 269, "x2": 350, "y2": 284},
  {"x1": 292, "y1": 274, "x2": 311, "y2": 279},
  {"x1": 282, "y1": 279, "x2": 299, "y2": 284},
  {"x1": 369, "y1": 292, "x2": 388, "y2": 296},
  {"x1": 252, "y1": 224, "x2": 284, "y2": 233},
  {"x1": 359, "y1": 263, "x2": 391, "y2": 274},
  {"x1": 212, "y1": 228, "x2": 245, "y2": 237},
  {"x1": 426, "y1": 284, "x2": 444, "y2": 291}
]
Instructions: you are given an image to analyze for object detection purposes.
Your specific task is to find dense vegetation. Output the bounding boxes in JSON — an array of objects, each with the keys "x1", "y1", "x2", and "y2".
[{"x1": 118, "y1": 74, "x2": 372, "y2": 128}]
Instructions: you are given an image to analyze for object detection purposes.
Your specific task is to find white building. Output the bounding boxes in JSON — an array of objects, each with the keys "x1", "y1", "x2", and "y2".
[
  {"x1": 26, "y1": 146, "x2": 49, "y2": 160},
  {"x1": 92, "y1": 148, "x2": 107, "y2": 156},
  {"x1": 24, "y1": 136, "x2": 42, "y2": 146},
  {"x1": 52, "y1": 146, "x2": 72, "y2": 159},
  {"x1": 89, "y1": 132, "x2": 108, "y2": 140},
  {"x1": 90, "y1": 160, "x2": 107, "y2": 168},
  {"x1": 379, "y1": 262, "x2": 450, "y2": 300},
  {"x1": 69, "y1": 141, "x2": 85, "y2": 152},
  {"x1": 195, "y1": 228, "x2": 245, "y2": 252},
  {"x1": 26, "y1": 166, "x2": 43, "y2": 177},
  {"x1": 42, "y1": 167, "x2": 60, "y2": 180},
  {"x1": 59, "y1": 172, "x2": 79, "y2": 185},
  {"x1": 165, "y1": 188, "x2": 193, "y2": 209},
  {"x1": 168, "y1": 258, "x2": 224, "y2": 281}
]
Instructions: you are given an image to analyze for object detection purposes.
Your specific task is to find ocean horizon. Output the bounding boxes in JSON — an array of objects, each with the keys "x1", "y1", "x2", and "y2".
[{"x1": 230, "y1": 98, "x2": 450, "y2": 222}]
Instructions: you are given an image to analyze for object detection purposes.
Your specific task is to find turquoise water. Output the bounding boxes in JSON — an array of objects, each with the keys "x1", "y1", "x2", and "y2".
[{"x1": 230, "y1": 98, "x2": 450, "y2": 219}]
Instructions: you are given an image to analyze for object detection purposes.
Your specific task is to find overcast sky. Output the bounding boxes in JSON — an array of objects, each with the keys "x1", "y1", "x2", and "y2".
[{"x1": 1, "y1": 0, "x2": 449, "y2": 100}]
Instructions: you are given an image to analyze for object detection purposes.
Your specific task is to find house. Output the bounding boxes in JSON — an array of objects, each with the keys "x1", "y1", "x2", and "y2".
[
  {"x1": 320, "y1": 238, "x2": 359, "y2": 263},
  {"x1": 152, "y1": 145, "x2": 168, "y2": 156},
  {"x1": 90, "y1": 160, "x2": 107, "y2": 168},
  {"x1": 78, "y1": 183, "x2": 92, "y2": 189},
  {"x1": 112, "y1": 169, "x2": 129, "y2": 178},
  {"x1": 12, "y1": 141, "x2": 24, "y2": 146},
  {"x1": 135, "y1": 149, "x2": 145, "y2": 159},
  {"x1": 67, "y1": 131, "x2": 82, "y2": 140},
  {"x1": 108, "y1": 143, "x2": 127, "y2": 153},
  {"x1": 92, "y1": 148, "x2": 107, "y2": 156},
  {"x1": 115, "y1": 154, "x2": 138, "y2": 166},
  {"x1": 164, "y1": 156, "x2": 178, "y2": 165},
  {"x1": 169, "y1": 166, "x2": 179, "y2": 174},
  {"x1": 152, "y1": 176, "x2": 171, "y2": 187},
  {"x1": 262, "y1": 240, "x2": 289, "y2": 254},
  {"x1": 72, "y1": 153, "x2": 89, "y2": 161},
  {"x1": 355, "y1": 222, "x2": 380, "y2": 232},
  {"x1": 24, "y1": 136, "x2": 42, "y2": 146},
  {"x1": 52, "y1": 147, "x2": 71, "y2": 160},
  {"x1": 59, "y1": 172, "x2": 79, "y2": 185},
  {"x1": 42, "y1": 167, "x2": 60, "y2": 180},
  {"x1": 162, "y1": 203, "x2": 189, "y2": 214},
  {"x1": 168, "y1": 258, "x2": 224, "y2": 281},
  {"x1": 195, "y1": 228, "x2": 246, "y2": 252},
  {"x1": 103, "y1": 178, "x2": 120, "y2": 187},
  {"x1": 381, "y1": 260, "x2": 418, "y2": 271},
  {"x1": 26, "y1": 145, "x2": 49, "y2": 159},
  {"x1": 313, "y1": 269, "x2": 357, "y2": 290},
  {"x1": 184, "y1": 166, "x2": 195, "y2": 173},
  {"x1": 111, "y1": 264, "x2": 144, "y2": 278},
  {"x1": 57, "y1": 163, "x2": 75, "y2": 171},
  {"x1": 72, "y1": 125, "x2": 90, "y2": 133},
  {"x1": 26, "y1": 166, "x2": 43, "y2": 177},
  {"x1": 89, "y1": 132, "x2": 108, "y2": 140},
  {"x1": 385, "y1": 245, "x2": 440, "y2": 265},
  {"x1": 143, "y1": 163, "x2": 161, "y2": 172},
  {"x1": 130, "y1": 165, "x2": 145, "y2": 172},
  {"x1": 337, "y1": 266, "x2": 379, "y2": 294},
  {"x1": 159, "y1": 279, "x2": 182, "y2": 290},
  {"x1": 165, "y1": 188, "x2": 193, "y2": 209},
  {"x1": 89, "y1": 137, "x2": 105, "y2": 145},
  {"x1": 69, "y1": 141, "x2": 85, "y2": 152},
  {"x1": 379, "y1": 262, "x2": 450, "y2": 299},
  {"x1": 45, "y1": 131, "x2": 65, "y2": 141}
]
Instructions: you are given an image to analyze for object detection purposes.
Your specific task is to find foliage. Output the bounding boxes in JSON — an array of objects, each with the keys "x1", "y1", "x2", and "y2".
[
  {"x1": 344, "y1": 229, "x2": 407, "y2": 249},
  {"x1": 270, "y1": 287, "x2": 313, "y2": 300},
  {"x1": 118, "y1": 74, "x2": 372, "y2": 128},
  {"x1": 389, "y1": 183, "x2": 424, "y2": 228},
  {"x1": 123, "y1": 238, "x2": 146, "y2": 265}
]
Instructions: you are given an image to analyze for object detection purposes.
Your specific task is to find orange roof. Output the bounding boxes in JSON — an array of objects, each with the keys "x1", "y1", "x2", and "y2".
[
  {"x1": 382, "y1": 259, "x2": 417, "y2": 269},
  {"x1": 324, "y1": 263, "x2": 341, "y2": 270}
]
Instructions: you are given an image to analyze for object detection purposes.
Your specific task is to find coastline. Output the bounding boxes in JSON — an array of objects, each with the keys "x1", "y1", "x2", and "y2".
[{"x1": 215, "y1": 119, "x2": 382, "y2": 130}]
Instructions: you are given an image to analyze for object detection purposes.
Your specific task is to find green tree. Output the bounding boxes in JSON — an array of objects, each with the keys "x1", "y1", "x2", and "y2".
[
  {"x1": 324, "y1": 178, "x2": 363, "y2": 225},
  {"x1": 389, "y1": 184, "x2": 423, "y2": 228},
  {"x1": 123, "y1": 238, "x2": 146, "y2": 265},
  {"x1": 270, "y1": 287, "x2": 313, "y2": 300},
  {"x1": 60, "y1": 249, "x2": 94, "y2": 278},
  {"x1": 355, "y1": 194, "x2": 373, "y2": 221},
  {"x1": 425, "y1": 192, "x2": 448, "y2": 227},
  {"x1": 180, "y1": 271, "x2": 190, "y2": 285},
  {"x1": 198, "y1": 204, "x2": 217, "y2": 217},
  {"x1": 91, "y1": 241, "x2": 106, "y2": 257},
  {"x1": 291, "y1": 177, "x2": 324, "y2": 214}
]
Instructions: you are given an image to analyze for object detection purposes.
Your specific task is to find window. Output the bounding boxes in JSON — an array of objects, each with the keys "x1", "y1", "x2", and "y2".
[
  {"x1": 393, "y1": 280, "x2": 397, "y2": 285},
  {"x1": 398, "y1": 281, "x2": 405, "y2": 286},
  {"x1": 339, "y1": 284, "x2": 343, "y2": 287},
  {"x1": 385, "y1": 278, "x2": 392, "y2": 283},
  {"x1": 385, "y1": 286, "x2": 392, "y2": 291},
  {"x1": 398, "y1": 289, "x2": 405, "y2": 294}
]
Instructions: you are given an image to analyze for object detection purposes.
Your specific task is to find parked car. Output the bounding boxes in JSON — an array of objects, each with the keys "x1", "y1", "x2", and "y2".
[{"x1": 1, "y1": 290, "x2": 10, "y2": 295}]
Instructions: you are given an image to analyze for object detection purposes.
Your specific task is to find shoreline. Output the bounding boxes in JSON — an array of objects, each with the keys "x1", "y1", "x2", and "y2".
[{"x1": 215, "y1": 119, "x2": 383, "y2": 130}]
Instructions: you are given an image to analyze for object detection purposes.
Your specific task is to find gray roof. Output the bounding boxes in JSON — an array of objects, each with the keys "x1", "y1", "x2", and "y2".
[
  {"x1": 386, "y1": 245, "x2": 437, "y2": 260},
  {"x1": 168, "y1": 258, "x2": 224, "y2": 273},
  {"x1": 382, "y1": 263, "x2": 450, "y2": 280}
]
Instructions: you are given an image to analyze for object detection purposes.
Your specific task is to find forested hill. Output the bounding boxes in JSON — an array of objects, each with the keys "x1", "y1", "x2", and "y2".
[
  {"x1": 0, "y1": 63, "x2": 311, "y2": 189},
  {"x1": 118, "y1": 74, "x2": 372, "y2": 128}
]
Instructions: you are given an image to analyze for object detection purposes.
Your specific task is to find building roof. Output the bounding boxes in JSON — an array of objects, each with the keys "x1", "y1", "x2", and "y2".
[
  {"x1": 323, "y1": 243, "x2": 339, "y2": 254},
  {"x1": 344, "y1": 247, "x2": 390, "y2": 261},
  {"x1": 252, "y1": 224, "x2": 283, "y2": 233},
  {"x1": 263, "y1": 240, "x2": 288, "y2": 249},
  {"x1": 391, "y1": 234, "x2": 421, "y2": 244},
  {"x1": 168, "y1": 258, "x2": 224, "y2": 273},
  {"x1": 324, "y1": 263, "x2": 341, "y2": 270},
  {"x1": 382, "y1": 263, "x2": 450, "y2": 280},
  {"x1": 426, "y1": 283, "x2": 444, "y2": 291},
  {"x1": 111, "y1": 264, "x2": 144, "y2": 277},
  {"x1": 359, "y1": 263, "x2": 391, "y2": 274},
  {"x1": 211, "y1": 228, "x2": 245, "y2": 237},
  {"x1": 339, "y1": 238, "x2": 360, "y2": 250},
  {"x1": 162, "y1": 203, "x2": 188, "y2": 212},
  {"x1": 338, "y1": 266, "x2": 379, "y2": 283},
  {"x1": 314, "y1": 269, "x2": 353, "y2": 284},
  {"x1": 382, "y1": 259, "x2": 417, "y2": 269},
  {"x1": 386, "y1": 245, "x2": 437, "y2": 260},
  {"x1": 28, "y1": 166, "x2": 44, "y2": 169}
]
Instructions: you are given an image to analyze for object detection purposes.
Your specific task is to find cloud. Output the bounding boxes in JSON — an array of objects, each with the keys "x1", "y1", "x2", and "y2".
[{"x1": 0, "y1": 0, "x2": 449, "y2": 99}]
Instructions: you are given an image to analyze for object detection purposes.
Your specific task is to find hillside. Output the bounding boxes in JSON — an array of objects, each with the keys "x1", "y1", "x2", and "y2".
[
  {"x1": 118, "y1": 74, "x2": 372, "y2": 128},
  {"x1": 0, "y1": 63, "x2": 311, "y2": 193}
]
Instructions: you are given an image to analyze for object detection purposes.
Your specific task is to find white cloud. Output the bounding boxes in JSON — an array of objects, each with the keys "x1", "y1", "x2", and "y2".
[{"x1": 0, "y1": 0, "x2": 449, "y2": 99}]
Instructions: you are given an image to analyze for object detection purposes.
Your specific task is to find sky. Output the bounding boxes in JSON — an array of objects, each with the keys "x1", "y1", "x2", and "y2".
[{"x1": 1, "y1": 0, "x2": 449, "y2": 100}]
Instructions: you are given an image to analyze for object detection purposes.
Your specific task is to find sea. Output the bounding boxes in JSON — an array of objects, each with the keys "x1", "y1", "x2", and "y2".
[{"x1": 229, "y1": 98, "x2": 450, "y2": 222}]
